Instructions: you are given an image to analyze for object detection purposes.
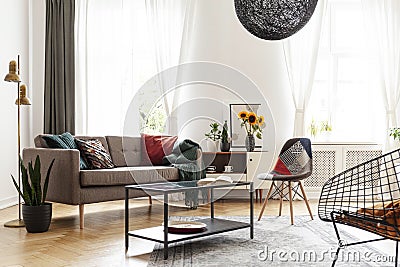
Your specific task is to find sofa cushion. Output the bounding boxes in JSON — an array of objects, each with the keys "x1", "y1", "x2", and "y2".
[
  {"x1": 80, "y1": 166, "x2": 179, "y2": 186},
  {"x1": 41, "y1": 132, "x2": 89, "y2": 170},
  {"x1": 34, "y1": 135, "x2": 48, "y2": 148},
  {"x1": 76, "y1": 139, "x2": 115, "y2": 169},
  {"x1": 106, "y1": 136, "x2": 142, "y2": 167},
  {"x1": 141, "y1": 134, "x2": 178, "y2": 166},
  {"x1": 42, "y1": 134, "x2": 69, "y2": 149}
]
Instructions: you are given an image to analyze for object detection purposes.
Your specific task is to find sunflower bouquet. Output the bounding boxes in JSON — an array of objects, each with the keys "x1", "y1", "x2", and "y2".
[{"x1": 238, "y1": 110, "x2": 264, "y2": 139}]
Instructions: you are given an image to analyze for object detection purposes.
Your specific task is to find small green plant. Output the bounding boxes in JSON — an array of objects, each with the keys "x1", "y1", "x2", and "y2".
[
  {"x1": 320, "y1": 120, "x2": 332, "y2": 132},
  {"x1": 309, "y1": 119, "x2": 318, "y2": 138},
  {"x1": 205, "y1": 122, "x2": 221, "y2": 141},
  {"x1": 12, "y1": 156, "x2": 55, "y2": 206},
  {"x1": 221, "y1": 120, "x2": 230, "y2": 143},
  {"x1": 389, "y1": 127, "x2": 400, "y2": 142}
]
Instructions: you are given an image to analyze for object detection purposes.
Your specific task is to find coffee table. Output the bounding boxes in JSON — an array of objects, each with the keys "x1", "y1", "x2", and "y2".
[{"x1": 125, "y1": 181, "x2": 254, "y2": 259}]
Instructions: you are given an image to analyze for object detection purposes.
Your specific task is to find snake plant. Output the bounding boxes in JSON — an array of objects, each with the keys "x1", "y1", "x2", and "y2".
[{"x1": 11, "y1": 155, "x2": 55, "y2": 206}]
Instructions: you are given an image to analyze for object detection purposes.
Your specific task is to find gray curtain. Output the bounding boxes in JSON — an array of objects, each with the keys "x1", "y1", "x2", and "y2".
[{"x1": 44, "y1": 0, "x2": 75, "y2": 134}]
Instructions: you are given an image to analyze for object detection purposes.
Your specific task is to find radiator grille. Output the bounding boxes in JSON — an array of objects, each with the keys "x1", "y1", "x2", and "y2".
[
  {"x1": 305, "y1": 150, "x2": 336, "y2": 187},
  {"x1": 345, "y1": 150, "x2": 382, "y2": 187},
  {"x1": 345, "y1": 150, "x2": 382, "y2": 169},
  {"x1": 305, "y1": 146, "x2": 382, "y2": 188}
]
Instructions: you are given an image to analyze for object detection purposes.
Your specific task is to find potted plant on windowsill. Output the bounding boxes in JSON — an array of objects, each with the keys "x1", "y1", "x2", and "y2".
[
  {"x1": 205, "y1": 122, "x2": 221, "y2": 152},
  {"x1": 12, "y1": 155, "x2": 55, "y2": 233},
  {"x1": 389, "y1": 127, "x2": 400, "y2": 149},
  {"x1": 309, "y1": 119, "x2": 318, "y2": 140},
  {"x1": 319, "y1": 120, "x2": 332, "y2": 141}
]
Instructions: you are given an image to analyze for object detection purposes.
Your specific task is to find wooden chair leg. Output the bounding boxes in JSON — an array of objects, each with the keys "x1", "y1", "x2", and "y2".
[
  {"x1": 148, "y1": 196, "x2": 152, "y2": 205},
  {"x1": 79, "y1": 204, "x2": 84, "y2": 229},
  {"x1": 288, "y1": 181, "x2": 294, "y2": 225},
  {"x1": 278, "y1": 182, "x2": 284, "y2": 216},
  {"x1": 299, "y1": 181, "x2": 314, "y2": 220},
  {"x1": 258, "y1": 182, "x2": 274, "y2": 221},
  {"x1": 259, "y1": 189, "x2": 263, "y2": 203}
]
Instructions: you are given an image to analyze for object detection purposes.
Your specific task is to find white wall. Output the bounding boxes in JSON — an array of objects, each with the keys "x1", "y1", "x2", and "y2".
[
  {"x1": 177, "y1": 0, "x2": 295, "y2": 166},
  {"x1": 0, "y1": 0, "x2": 30, "y2": 209},
  {"x1": 29, "y1": 0, "x2": 46, "y2": 141}
]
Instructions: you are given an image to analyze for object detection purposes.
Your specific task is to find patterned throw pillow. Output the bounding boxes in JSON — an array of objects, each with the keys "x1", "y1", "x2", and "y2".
[
  {"x1": 42, "y1": 132, "x2": 88, "y2": 170},
  {"x1": 75, "y1": 139, "x2": 115, "y2": 169}
]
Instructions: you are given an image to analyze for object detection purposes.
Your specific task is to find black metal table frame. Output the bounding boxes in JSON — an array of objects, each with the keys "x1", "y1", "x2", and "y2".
[{"x1": 125, "y1": 181, "x2": 254, "y2": 260}]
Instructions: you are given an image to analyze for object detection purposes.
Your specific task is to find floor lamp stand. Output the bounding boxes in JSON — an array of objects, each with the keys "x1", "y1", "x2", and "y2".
[{"x1": 4, "y1": 56, "x2": 28, "y2": 228}]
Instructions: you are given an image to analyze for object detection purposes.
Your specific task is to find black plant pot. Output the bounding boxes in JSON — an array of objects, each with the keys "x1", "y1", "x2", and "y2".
[
  {"x1": 22, "y1": 203, "x2": 52, "y2": 233},
  {"x1": 220, "y1": 142, "x2": 231, "y2": 152}
]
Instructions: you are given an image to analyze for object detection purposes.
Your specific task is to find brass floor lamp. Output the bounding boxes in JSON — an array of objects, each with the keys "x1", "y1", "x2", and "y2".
[{"x1": 4, "y1": 55, "x2": 31, "y2": 228}]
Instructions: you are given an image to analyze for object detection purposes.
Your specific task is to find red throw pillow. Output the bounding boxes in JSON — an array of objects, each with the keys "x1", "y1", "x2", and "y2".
[{"x1": 141, "y1": 134, "x2": 178, "y2": 165}]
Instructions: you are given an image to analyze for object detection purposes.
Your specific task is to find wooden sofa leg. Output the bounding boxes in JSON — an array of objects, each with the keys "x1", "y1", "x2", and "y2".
[
  {"x1": 148, "y1": 196, "x2": 152, "y2": 205},
  {"x1": 79, "y1": 204, "x2": 84, "y2": 229}
]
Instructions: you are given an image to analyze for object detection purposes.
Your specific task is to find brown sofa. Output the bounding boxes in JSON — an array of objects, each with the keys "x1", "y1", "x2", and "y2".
[{"x1": 22, "y1": 135, "x2": 193, "y2": 229}]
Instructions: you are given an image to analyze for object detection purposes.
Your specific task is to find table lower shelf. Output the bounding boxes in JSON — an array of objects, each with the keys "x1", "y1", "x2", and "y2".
[{"x1": 127, "y1": 218, "x2": 251, "y2": 244}]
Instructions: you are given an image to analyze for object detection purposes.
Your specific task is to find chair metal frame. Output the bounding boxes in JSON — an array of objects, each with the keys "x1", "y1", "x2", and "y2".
[{"x1": 318, "y1": 148, "x2": 400, "y2": 267}]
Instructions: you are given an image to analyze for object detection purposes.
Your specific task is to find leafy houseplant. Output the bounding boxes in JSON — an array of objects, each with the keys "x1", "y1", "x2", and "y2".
[
  {"x1": 205, "y1": 122, "x2": 221, "y2": 141},
  {"x1": 220, "y1": 120, "x2": 231, "y2": 152},
  {"x1": 12, "y1": 156, "x2": 55, "y2": 233},
  {"x1": 389, "y1": 128, "x2": 400, "y2": 142},
  {"x1": 204, "y1": 122, "x2": 221, "y2": 152}
]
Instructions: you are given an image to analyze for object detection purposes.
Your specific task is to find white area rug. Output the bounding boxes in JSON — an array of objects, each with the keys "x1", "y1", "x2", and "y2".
[{"x1": 148, "y1": 216, "x2": 396, "y2": 267}]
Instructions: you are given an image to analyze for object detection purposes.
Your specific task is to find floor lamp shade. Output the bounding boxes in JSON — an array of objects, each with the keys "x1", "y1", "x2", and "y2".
[
  {"x1": 4, "y1": 60, "x2": 21, "y2": 82},
  {"x1": 15, "y1": 85, "x2": 31, "y2": 106}
]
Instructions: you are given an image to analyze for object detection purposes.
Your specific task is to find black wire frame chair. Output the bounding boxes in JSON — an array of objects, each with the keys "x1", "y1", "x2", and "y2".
[{"x1": 318, "y1": 148, "x2": 400, "y2": 266}]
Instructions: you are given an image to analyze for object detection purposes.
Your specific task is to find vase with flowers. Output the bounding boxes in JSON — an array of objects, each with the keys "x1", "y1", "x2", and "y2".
[{"x1": 238, "y1": 110, "x2": 264, "y2": 151}]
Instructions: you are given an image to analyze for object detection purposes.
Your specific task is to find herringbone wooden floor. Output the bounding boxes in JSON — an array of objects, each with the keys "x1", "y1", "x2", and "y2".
[{"x1": 0, "y1": 197, "x2": 318, "y2": 267}]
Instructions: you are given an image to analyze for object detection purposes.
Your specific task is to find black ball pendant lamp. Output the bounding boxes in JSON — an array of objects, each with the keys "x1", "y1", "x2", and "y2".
[{"x1": 234, "y1": 0, "x2": 319, "y2": 40}]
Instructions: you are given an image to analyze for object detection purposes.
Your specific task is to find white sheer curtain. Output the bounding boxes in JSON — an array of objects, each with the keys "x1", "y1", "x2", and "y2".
[
  {"x1": 145, "y1": 0, "x2": 194, "y2": 135},
  {"x1": 362, "y1": 0, "x2": 400, "y2": 149},
  {"x1": 283, "y1": 0, "x2": 327, "y2": 136},
  {"x1": 74, "y1": 0, "x2": 89, "y2": 134},
  {"x1": 75, "y1": 0, "x2": 191, "y2": 135},
  {"x1": 75, "y1": 0, "x2": 135, "y2": 135}
]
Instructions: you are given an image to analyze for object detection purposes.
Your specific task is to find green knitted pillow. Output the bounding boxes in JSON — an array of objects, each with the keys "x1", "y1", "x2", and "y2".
[{"x1": 42, "y1": 132, "x2": 88, "y2": 170}]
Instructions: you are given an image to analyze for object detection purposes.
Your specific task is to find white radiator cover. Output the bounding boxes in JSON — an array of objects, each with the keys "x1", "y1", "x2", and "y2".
[{"x1": 305, "y1": 143, "x2": 382, "y2": 199}]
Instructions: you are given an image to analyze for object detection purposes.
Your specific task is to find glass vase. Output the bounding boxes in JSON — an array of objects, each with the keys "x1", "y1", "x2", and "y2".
[{"x1": 245, "y1": 134, "x2": 255, "y2": 152}]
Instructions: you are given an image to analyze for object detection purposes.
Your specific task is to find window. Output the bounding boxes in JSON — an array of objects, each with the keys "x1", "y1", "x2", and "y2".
[
  {"x1": 80, "y1": 0, "x2": 165, "y2": 135},
  {"x1": 307, "y1": 0, "x2": 385, "y2": 142}
]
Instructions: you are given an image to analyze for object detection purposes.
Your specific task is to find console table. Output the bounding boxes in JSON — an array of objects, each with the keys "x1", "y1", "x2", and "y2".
[{"x1": 202, "y1": 151, "x2": 272, "y2": 201}]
